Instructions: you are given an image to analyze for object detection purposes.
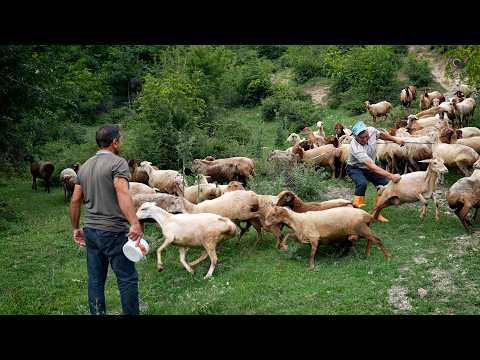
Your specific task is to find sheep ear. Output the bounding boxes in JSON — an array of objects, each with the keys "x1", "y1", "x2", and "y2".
[{"x1": 419, "y1": 159, "x2": 432, "y2": 163}]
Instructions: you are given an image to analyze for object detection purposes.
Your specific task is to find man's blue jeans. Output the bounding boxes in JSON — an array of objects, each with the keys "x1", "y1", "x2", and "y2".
[
  {"x1": 84, "y1": 227, "x2": 139, "y2": 315},
  {"x1": 346, "y1": 164, "x2": 389, "y2": 196}
]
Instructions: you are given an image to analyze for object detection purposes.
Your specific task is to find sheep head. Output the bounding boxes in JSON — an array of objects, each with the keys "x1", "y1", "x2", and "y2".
[
  {"x1": 73, "y1": 162, "x2": 81, "y2": 173},
  {"x1": 419, "y1": 158, "x2": 448, "y2": 174},
  {"x1": 264, "y1": 206, "x2": 289, "y2": 227},
  {"x1": 334, "y1": 123, "x2": 344, "y2": 136},
  {"x1": 276, "y1": 190, "x2": 297, "y2": 208},
  {"x1": 225, "y1": 181, "x2": 245, "y2": 192},
  {"x1": 316, "y1": 121, "x2": 324, "y2": 129},
  {"x1": 287, "y1": 133, "x2": 301, "y2": 145},
  {"x1": 136, "y1": 201, "x2": 163, "y2": 221}
]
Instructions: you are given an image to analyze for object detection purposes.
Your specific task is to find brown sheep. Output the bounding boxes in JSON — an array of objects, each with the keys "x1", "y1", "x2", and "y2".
[
  {"x1": 192, "y1": 157, "x2": 255, "y2": 185},
  {"x1": 276, "y1": 191, "x2": 355, "y2": 212},
  {"x1": 447, "y1": 165, "x2": 480, "y2": 231},
  {"x1": 420, "y1": 90, "x2": 445, "y2": 110},
  {"x1": 24, "y1": 155, "x2": 55, "y2": 193},
  {"x1": 128, "y1": 159, "x2": 159, "y2": 185},
  {"x1": 292, "y1": 144, "x2": 337, "y2": 179}
]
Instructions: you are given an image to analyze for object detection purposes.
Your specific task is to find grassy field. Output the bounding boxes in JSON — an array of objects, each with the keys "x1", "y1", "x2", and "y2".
[{"x1": 2, "y1": 97, "x2": 480, "y2": 315}]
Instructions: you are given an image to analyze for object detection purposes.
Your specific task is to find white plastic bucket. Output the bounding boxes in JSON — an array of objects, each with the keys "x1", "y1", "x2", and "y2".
[{"x1": 123, "y1": 238, "x2": 150, "y2": 262}]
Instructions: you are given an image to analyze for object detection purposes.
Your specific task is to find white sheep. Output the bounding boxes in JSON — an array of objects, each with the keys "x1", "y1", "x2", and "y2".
[
  {"x1": 452, "y1": 97, "x2": 476, "y2": 127},
  {"x1": 263, "y1": 206, "x2": 390, "y2": 268},
  {"x1": 136, "y1": 202, "x2": 237, "y2": 279},
  {"x1": 458, "y1": 127, "x2": 480, "y2": 138},
  {"x1": 365, "y1": 101, "x2": 393, "y2": 122},
  {"x1": 313, "y1": 121, "x2": 326, "y2": 137},
  {"x1": 370, "y1": 158, "x2": 448, "y2": 223},
  {"x1": 140, "y1": 161, "x2": 186, "y2": 196}
]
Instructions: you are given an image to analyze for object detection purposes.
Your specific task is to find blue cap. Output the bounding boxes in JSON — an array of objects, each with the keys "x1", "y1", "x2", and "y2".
[{"x1": 352, "y1": 121, "x2": 367, "y2": 136}]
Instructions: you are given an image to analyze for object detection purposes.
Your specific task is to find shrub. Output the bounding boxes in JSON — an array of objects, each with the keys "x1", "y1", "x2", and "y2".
[
  {"x1": 404, "y1": 54, "x2": 433, "y2": 87},
  {"x1": 257, "y1": 45, "x2": 288, "y2": 60}
]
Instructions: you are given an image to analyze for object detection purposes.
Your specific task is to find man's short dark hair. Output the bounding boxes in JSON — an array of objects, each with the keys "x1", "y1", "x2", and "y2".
[{"x1": 96, "y1": 124, "x2": 121, "y2": 148}]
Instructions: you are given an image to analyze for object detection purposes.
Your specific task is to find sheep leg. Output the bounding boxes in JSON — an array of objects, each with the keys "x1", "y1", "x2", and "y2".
[
  {"x1": 188, "y1": 250, "x2": 209, "y2": 268},
  {"x1": 416, "y1": 193, "x2": 429, "y2": 218},
  {"x1": 204, "y1": 245, "x2": 218, "y2": 279},
  {"x1": 272, "y1": 224, "x2": 283, "y2": 249},
  {"x1": 308, "y1": 239, "x2": 319, "y2": 269},
  {"x1": 458, "y1": 162, "x2": 472, "y2": 177},
  {"x1": 32, "y1": 176, "x2": 37, "y2": 191},
  {"x1": 456, "y1": 206, "x2": 473, "y2": 231},
  {"x1": 366, "y1": 234, "x2": 390, "y2": 259},
  {"x1": 178, "y1": 247, "x2": 194, "y2": 274},
  {"x1": 236, "y1": 221, "x2": 251, "y2": 244},
  {"x1": 250, "y1": 218, "x2": 264, "y2": 247},
  {"x1": 473, "y1": 207, "x2": 479, "y2": 224},
  {"x1": 432, "y1": 193, "x2": 440, "y2": 223},
  {"x1": 156, "y1": 238, "x2": 174, "y2": 272},
  {"x1": 280, "y1": 231, "x2": 293, "y2": 251}
]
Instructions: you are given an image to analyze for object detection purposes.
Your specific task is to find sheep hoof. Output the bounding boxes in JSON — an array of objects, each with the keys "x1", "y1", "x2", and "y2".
[
  {"x1": 157, "y1": 266, "x2": 164, "y2": 272},
  {"x1": 203, "y1": 274, "x2": 212, "y2": 280}
]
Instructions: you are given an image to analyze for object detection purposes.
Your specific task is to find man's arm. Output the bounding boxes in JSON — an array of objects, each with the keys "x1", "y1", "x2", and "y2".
[
  {"x1": 363, "y1": 159, "x2": 401, "y2": 183},
  {"x1": 113, "y1": 177, "x2": 143, "y2": 241},
  {"x1": 69, "y1": 184, "x2": 85, "y2": 246},
  {"x1": 378, "y1": 131, "x2": 406, "y2": 146}
]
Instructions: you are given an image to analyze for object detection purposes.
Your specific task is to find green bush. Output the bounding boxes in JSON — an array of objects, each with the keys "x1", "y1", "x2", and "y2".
[
  {"x1": 257, "y1": 45, "x2": 288, "y2": 60},
  {"x1": 404, "y1": 54, "x2": 433, "y2": 87}
]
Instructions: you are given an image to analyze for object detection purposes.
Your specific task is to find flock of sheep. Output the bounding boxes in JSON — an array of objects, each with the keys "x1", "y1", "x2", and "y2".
[{"x1": 23, "y1": 82, "x2": 480, "y2": 279}]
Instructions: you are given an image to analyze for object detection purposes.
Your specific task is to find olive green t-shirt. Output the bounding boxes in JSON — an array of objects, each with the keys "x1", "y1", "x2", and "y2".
[{"x1": 76, "y1": 150, "x2": 131, "y2": 232}]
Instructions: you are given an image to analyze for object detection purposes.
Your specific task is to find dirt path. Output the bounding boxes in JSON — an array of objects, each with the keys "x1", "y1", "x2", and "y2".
[
  {"x1": 408, "y1": 45, "x2": 459, "y2": 95},
  {"x1": 304, "y1": 84, "x2": 330, "y2": 106}
]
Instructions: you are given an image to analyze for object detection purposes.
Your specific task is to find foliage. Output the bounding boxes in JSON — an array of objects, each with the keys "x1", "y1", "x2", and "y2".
[
  {"x1": 404, "y1": 54, "x2": 433, "y2": 88},
  {"x1": 445, "y1": 45, "x2": 480, "y2": 88},
  {"x1": 256, "y1": 45, "x2": 288, "y2": 60}
]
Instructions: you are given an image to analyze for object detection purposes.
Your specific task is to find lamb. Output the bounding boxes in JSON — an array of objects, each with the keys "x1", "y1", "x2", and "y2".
[
  {"x1": 452, "y1": 97, "x2": 476, "y2": 127},
  {"x1": 136, "y1": 202, "x2": 237, "y2": 279},
  {"x1": 24, "y1": 155, "x2": 55, "y2": 193},
  {"x1": 139, "y1": 161, "x2": 186, "y2": 196},
  {"x1": 370, "y1": 158, "x2": 448, "y2": 223},
  {"x1": 400, "y1": 87, "x2": 414, "y2": 107},
  {"x1": 192, "y1": 156, "x2": 255, "y2": 185},
  {"x1": 263, "y1": 206, "x2": 390, "y2": 268},
  {"x1": 446, "y1": 160, "x2": 480, "y2": 231},
  {"x1": 365, "y1": 101, "x2": 393, "y2": 122},
  {"x1": 420, "y1": 90, "x2": 445, "y2": 110},
  {"x1": 60, "y1": 167, "x2": 77, "y2": 201},
  {"x1": 292, "y1": 144, "x2": 338, "y2": 179},
  {"x1": 458, "y1": 127, "x2": 480, "y2": 139}
]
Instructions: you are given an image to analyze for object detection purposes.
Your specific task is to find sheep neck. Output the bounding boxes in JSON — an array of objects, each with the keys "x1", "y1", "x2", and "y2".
[
  {"x1": 425, "y1": 165, "x2": 439, "y2": 190},
  {"x1": 148, "y1": 208, "x2": 171, "y2": 228}
]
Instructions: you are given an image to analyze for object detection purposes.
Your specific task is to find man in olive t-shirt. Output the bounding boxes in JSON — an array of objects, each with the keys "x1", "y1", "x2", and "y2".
[{"x1": 69, "y1": 124, "x2": 143, "y2": 315}]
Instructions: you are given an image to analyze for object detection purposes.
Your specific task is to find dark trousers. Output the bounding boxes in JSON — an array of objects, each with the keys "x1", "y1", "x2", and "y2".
[
  {"x1": 84, "y1": 227, "x2": 139, "y2": 315},
  {"x1": 346, "y1": 165, "x2": 389, "y2": 196}
]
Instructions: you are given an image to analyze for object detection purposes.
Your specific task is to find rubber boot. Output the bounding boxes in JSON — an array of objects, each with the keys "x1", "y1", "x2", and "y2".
[
  {"x1": 352, "y1": 195, "x2": 365, "y2": 208},
  {"x1": 373, "y1": 190, "x2": 389, "y2": 223}
]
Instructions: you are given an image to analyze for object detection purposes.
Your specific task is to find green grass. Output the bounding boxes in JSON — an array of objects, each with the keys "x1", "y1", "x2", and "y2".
[{"x1": 2, "y1": 103, "x2": 480, "y2": 314}]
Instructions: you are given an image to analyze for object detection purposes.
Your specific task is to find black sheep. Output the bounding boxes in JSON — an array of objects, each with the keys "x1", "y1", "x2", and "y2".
[{"x1": 24, "y1": 155, "x2": 55, "y2": 193}]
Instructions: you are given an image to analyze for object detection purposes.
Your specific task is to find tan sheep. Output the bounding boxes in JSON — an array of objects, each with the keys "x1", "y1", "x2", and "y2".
[
  {"x1": 139, "y1": 161, "x2": 186, "y2": 196},
  {"x1": 365, "y1": 101, "x2": 393, "y2": 122},
  {"x1": 458, "y1": 127, "x2": 480, "y2": 138},
  {"x1": 136, "y1": 202, "x2": 237, "y2": 279},
  {"x1": 420, "y1": 90, "x2": 445, "y2": 110},
  {"x1": 447, "y1": 160, "x2": 480, "y2": 231},
  {"x1": 263, "y1": 206, "x2": 390, "y2": 268},
  {"x1": 370, "y1": 158, "x2": 448, "y2": 223},
  {"x1": 292, "y1": 144, "x2": 338, "y2": 179}
]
